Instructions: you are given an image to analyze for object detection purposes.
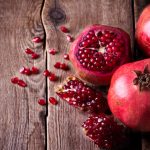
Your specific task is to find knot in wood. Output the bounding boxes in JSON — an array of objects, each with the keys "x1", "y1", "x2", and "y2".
[{"x1": 49, "y1": 8, "x2": 66, "y2": 25}]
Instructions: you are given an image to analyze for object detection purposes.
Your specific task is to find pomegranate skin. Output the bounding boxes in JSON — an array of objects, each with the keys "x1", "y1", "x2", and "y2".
[
  {"x1": 108, "y1": 59, "x2": 150, "y2": 131},
  {"x1": 69, "y1": 25, "x2": 131, "y2": 85},
  {"x1": 136, "y1": 5, "x2": 150, "y2": 57}
]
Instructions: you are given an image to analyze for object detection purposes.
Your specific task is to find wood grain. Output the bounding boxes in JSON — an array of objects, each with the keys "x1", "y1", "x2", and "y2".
[
  {"x1": 134, "y1": 1, "x2": 150, "y2": 150},
  {"x1": 42, "y1": 0, "x2": 140, "y2": 149},
  {"x1": 0, "y1": 0, "x2": 46, "y2": 149}
]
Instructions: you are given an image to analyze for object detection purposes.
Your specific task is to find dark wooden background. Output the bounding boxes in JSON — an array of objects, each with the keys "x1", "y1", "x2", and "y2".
[{"x1": 0, "y1": 0, "x2": 150, "y2": 149}]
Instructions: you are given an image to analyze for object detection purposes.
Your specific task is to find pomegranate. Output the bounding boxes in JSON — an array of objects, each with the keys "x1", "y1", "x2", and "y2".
[
  {"x1": 69, "y1": 25, "x2": 131, "y2": 85},
  {"x1": 108, "y1": 59, "x2": 150, "y2": 131},
  {"x1": 136, "y1": 5, "x2": 150, "y2": 57},
  {"x1": 82, "y1": 113, "x2": 129, "y2": 149},
  {"x1": 56, "y1": 76, "x2": 108, "y2": 113}
]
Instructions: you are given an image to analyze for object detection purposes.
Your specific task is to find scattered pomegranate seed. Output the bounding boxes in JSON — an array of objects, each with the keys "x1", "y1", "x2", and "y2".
[
  {"x1": 54, "y1": 62, "x2": 61, "y2": 69},
  {"x1": 11, "y1": 77, "x2": 19, "y2": 84},
  {"x1": 60, "y1": 26, "x2": 69, "y2": 33},
  {"x1": 43, "y1": 70, "x2": 51, "y2": 76},
  {"x1": 38, "y1": 99, "x2": 46, "y2": 106},
  {"x1": 66, "y1": 35, "x2": 73, "y2": 42},
  {"x1": 31, "y1": 53, "x2": 40, "y2": 59},
  {"x1": 17, "y1": 79, "x2": 27, "y2": 87},
  {"x1": 20, "y1": 67, "x2": 31, "y2": 75},
  {"x1": 64, "y1": 54, "x2": 69, "y2": 60},
  {"x1": 60, "y1": 63, "x2": 69, "y2": 70},
  {"x1": 49, "y1": 97, "x2": 58, "y2": 105},
  {"x1": 19, "y1": 67, "x2": 26, "y2": 74},
  {"x1": 31, "y1": 67, "x2": 39, "y2": 74},
  {"x1": 49, "y1": 74, "x2": 58, "y2": 81},
  {"x1": 49, "y1": 49, "x2": 57, "y2": 55},
  {"x1": 25, "y1": 48, "x2": 34, "y2": 54},
  {"x1": 32, "y1": 37, "x2": 42, "y2": 43}
]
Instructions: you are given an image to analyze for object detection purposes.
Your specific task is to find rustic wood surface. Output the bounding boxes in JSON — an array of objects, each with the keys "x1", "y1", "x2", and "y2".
[
  {"x1": 0, "y1": 0, "x2": 46, "y2": 149},
  {"x1": 0, "y1": 0, "x2": 149, "y2": 150}
]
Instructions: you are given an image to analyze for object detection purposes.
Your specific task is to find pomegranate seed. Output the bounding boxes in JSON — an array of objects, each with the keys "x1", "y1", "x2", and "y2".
[
  {"x1": 19, "y1": 67, "x2": 26, "y2": 74},
  {"x1": 38, "y1": 99, "x2": 46, "y2": 106},
  {"x1": 49, "y1": 97, "x2": 58, "y2": 105},
  {"x1": 60, "y1": 63, "x2": 69, "y2": 70},
  {"x1": 64, "y1": 54, "x2": 69, "y2": 60},
  {"x1": 25, "y1": 48, "x2": 34, "y2": 54},
  {"x1": 66, "y1": 35, "x2": 73, "y2": 42},
  {"x1": 49, "y1": 49, "x2": 57, "y2": 55},
  {"x1": 54, "y1": 62, "x2": 61, "y2": 69},
  {"x1": 31, "y1": 67, "x2": 39, "y2": 74},
  {"x1": 11, "y1": 77, "x2": 19, "y2": 84},
  {"x1": 31, "y1": 53, "x2": 40, "y2": 59},
  {"x1": 17, "y1": 79, "x2": 27, "y2": 87},
  {"x1": 60, "y1": 26, "x2": 69, "y2": 33},
  {"x1": 49, "y1": 74, "x2": 58, "y2": 81},
  {"x1": 43, "y1": 70, "x2": 51, "y2": 76},
  {"x1": 32, "y1": 37, "x2": 42, "y2": 43}
]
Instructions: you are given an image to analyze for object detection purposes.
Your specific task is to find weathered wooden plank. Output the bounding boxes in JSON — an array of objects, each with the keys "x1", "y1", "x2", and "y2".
[
  {"x1": 42, "y1": 0, "x2": 139, "y2": 149},
  {"x1": 134, "y1": 1, "x2": 150, "y2": 150},
  {"x1": 0, "y1": 0, "x2": 46, "y2": 149}
]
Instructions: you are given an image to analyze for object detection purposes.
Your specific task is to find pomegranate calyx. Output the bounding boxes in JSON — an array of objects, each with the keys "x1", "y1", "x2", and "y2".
[{"x1": 133, "y1": 65, "x2": 150, "y2": 91}]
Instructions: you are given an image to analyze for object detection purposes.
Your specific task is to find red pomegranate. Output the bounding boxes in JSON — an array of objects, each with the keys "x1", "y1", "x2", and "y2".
[
  {"x1": 69, "y1": 25, "x2": 131, "y2": 85},
  {"x1": 108, "y1": 59, "x2": 150, "y2": 131},
  {"x1": 136, "y1": 5, "x2": 150, "y2": 57}
]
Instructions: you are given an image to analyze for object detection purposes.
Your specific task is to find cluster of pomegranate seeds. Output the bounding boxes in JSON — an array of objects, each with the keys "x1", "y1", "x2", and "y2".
[
  {"x1": 66, "y1": 35, "x2": 73, "y2": 42},
  {"x1": 60, "y1": 26, "x2": 69, "y2": 33},
  {"x1": 49, "y1": 97, "x2": 58, "y2": 105},
  {"x1": 54, "y1": 62, "x2": 69, "y2": 70},
  {"x1": 64, "y1": 53, "x2": 69, "y2": 60},
  {"x1": 20, "y1": 66, "x2": 39, "y2": 75},
  {"x1": 56, "y1": 76, "x2": 108, "y2": 113},
  {"x1": 49, "y1": 49, "x2": 57, "y2": 55},
  {"x1": 43, "y1": 70, "x2": 58, "y2": 81},
  {"x1": 11, "y1": 77, "x2": 27, "y2": 87},
  {"x1": 76, "y1": 30, "x2": 125, "y2": 72},
  {"x1": 38, "y1": 99, "x2": 46, "y2": 106},
  {"x1": 25, "y1": 48, "x2": 40, "y2": 59},
  {"x1": 82, "y1": 113, "x2": 128, "y2": 149},
  {"x1": 32, "y1": 37, "x2": 42, "y2": 43}
]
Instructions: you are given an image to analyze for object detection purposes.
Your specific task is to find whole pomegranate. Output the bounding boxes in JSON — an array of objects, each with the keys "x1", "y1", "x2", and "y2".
[
  {"x1": 136, "y1": 5, "x2": 150, "y2": 57},
  {"x1": 69, "y1": 25, "x2": 131, "y2": 85},
  {"x1": 108, "y1": 59, "x2": 150, "y2": 131}
]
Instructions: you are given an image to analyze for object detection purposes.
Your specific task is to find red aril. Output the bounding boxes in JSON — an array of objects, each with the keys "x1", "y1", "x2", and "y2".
[
  {"x1": 136, "y1": 5, "x2": 150, "y2": 57},
  {"x1": 54, "y1": 62, "x2": 61, "y2": 69},
  {"x1": 20, "y1": 67, "x2": 31, "y2": 75},
  {"x1": 49, "y1": 97, "x2": 58, "y2": 105},
  {"x1": 60, "y1": 26, "x2": 69, "y2": 33},
  {"x1": 49, "y1": 73, "x2": 58, "y2": 81},
  {"x1": 11, "y1": 77, "x2": 19, "y2": 84},
  {"x1": 31, "y1": 67, "x2": 39, "y2": 74},
  {"x1": 49, "y1": 49, "x2": 57, "y2": 55},
  {"x1": 108, "y1": 59, "x2": 150, "y2": 131},
  {"x1": 25, "y1": 48, "x2": 34, "y2": 54},
  {"x1": 69, "y1": 25, "x2": 131, "y2": 85},
  {"x1": 60, "y1": 63, "x2": 69, "y2": 70},
  {"x1": 32, "y1": 37, "x2": 42, "y2": 43},
  {"x1": 66, "y1": 35, "x2": 73, "y2": 42},
  {"x1": 17, "y1": 79, "x2": 27, "y2": 87},
  {"x1": 56, "y1": 76, "x2": 108, "y2": 113},
  {"x1": 31, "y1": 53, "x2": 40, "y2": 59},
  {"x1": 38, "y1": 99, "x2": 46, "y2": 106},
  {"x1": 64, "y1": 53, "x2": 69, "y2": 60},
  {"x1": 43, "y1": 70, "x2": 51, "y2": 77}
]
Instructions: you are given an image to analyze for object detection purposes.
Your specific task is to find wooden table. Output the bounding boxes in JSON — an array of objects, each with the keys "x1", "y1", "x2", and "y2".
[{"x1": 0, "y1": 0, "x2": 150, "y2": 149}]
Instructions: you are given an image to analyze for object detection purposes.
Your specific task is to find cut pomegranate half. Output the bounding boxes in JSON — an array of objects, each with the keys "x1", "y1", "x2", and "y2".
[
  {"x1": 69, "y1": 25, "x2": 131, "y2": 85},
  {"x1": 82, "y1": 113, "x2": 129, "y2": 149},
  {"x1": 56, "y1": 76, "x2": 108, "y2": 113}
]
